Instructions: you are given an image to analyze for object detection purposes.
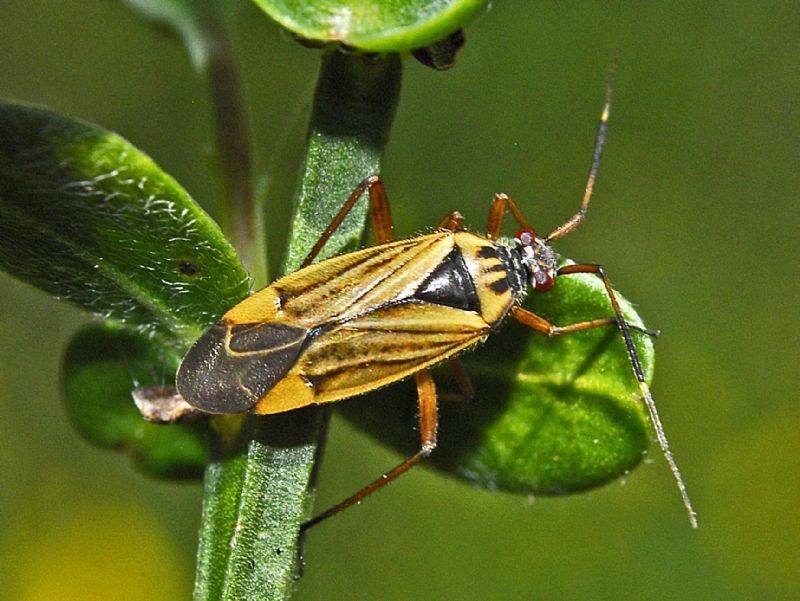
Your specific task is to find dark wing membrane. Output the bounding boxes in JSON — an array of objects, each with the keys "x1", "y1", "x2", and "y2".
[
  {"x1": 176, "y1": 321, "x2": 309, "y2": 413},
  {"x1": 253, "y1": 301, "x2": 491, "y2": 413}
]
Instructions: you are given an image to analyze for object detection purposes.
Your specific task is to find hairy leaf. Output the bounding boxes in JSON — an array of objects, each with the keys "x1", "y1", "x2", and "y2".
[{"x1": 0, "y1": 101, "x2": 250, "y2": 345}]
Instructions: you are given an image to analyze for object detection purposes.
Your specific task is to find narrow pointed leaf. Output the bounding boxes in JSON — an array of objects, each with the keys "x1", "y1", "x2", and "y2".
[
  {"x1": 341, "y1": 267, "x2": 654, "y2": 494},
  {"x1": 0, "y1": 101, "x2": 250, "y2": 345}
]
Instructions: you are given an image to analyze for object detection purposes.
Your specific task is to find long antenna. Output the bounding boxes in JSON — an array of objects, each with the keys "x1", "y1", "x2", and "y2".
[
  {"x1": 546, "y1": 61, "x2": 698, "y2": 526},
  {"x1": 546, "y1": 66, "x2": 615, "y2": 242},
  {"x1": 638, "y1": 379, "x2": 699, "y2": 528},
  {"x1": 602, "y1": 266, "x2": 698, "y2": 528},
  {"x1": 557, "y1": 262, "x2": 699, "y2": 528},
  {"x1": 598, "y1": 265, "x2": 699, "y2": 528}
]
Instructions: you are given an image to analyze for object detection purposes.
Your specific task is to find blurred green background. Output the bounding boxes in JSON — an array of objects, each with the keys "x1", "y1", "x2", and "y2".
[{"x1": 1, "y1": 2, "x2": 797, "y2": 600}]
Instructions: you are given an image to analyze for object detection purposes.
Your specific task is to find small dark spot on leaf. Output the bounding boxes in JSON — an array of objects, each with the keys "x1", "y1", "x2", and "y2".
[{"x1": 179, "y1": 261, "x2": 199, "y2": 276}]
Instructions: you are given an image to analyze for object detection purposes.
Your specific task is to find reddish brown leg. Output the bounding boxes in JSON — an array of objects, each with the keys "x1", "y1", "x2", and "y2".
[
  {"x1": 512, "y1": 263, "x2": 698, "y2": 528},
  {"x1": 302, "y1": 175, "x2": 396, "y2": 268},
  {"x1": 510, "y1": 307, "x2": 658, "y2": 337},
  {"x1": 301, "y1": 369, "x2": 438, "y2": 531},
  {"x1": 436, "y1": 211, "x2": 465, "y2": 231},
  {"x1": 445, "y1": 358, "x2": 475, "y2": 400},
  {"x1": 485, "y1": 193, "x2": 533, "y2": 241}
]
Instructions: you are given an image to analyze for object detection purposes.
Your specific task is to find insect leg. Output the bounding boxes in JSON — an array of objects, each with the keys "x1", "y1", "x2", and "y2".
[
  {"x1": 445, "y1": 358, "x2": 475, "y2": 400},
  {"x1": 436, "y1": 211, "x2": 465, "y2": 231},
  {"x1": 301, "y1": 369, "x2": 438, "y2": 531},
  {"x1": 301, "y1": 175, "x2": 396, "y2": 268},
  {"x1": 485, "y1": 193, "x2": 533, "y2": 240},
  {"x1": 545, "y1": 72, "x2": 613, "y2": 242},
  {"x1": 510, "y1": 308, "x2": 658, "y2": 337},
  {"x1": 363, "y1": 175, "x2": 396, "y2": 244}
]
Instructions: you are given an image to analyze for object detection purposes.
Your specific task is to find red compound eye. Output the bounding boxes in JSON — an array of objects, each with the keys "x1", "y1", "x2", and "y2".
[
  {"x1": 533, "y1": 271, "x2": 554, "y2": 292},
  {"x1": 515, "y1": 228, "x2": 536, "y2": 245}
]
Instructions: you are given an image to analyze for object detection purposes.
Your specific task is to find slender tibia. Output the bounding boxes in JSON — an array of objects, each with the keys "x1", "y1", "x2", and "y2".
[
  {"x1": 485, "y1": 193, "x2": 534, "y2": 240},
  {"x1": 301, "y1": 369, "x2": 439, "y2": 531},
  {"x1": 302, "y1": 175, "x2": 396, "y2": 268},
  {"x1": 510, "y1": 308, "x2": 658, "y2": 338}
]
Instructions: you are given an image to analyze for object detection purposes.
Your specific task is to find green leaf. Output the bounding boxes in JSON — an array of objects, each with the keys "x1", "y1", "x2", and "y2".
[
  {"x1": 341, "y1": 266, "x2": 653, "y2": 494},
  {"x1": 251, "y1": 0, "x2": 487, "y2": 51},
  {"x1": 194, "y1": 410, "x2": 325, "y2": 601},
  {"x1": 121, "y1": 1, "x2": 264, "y2": 283},
  {"x1": 0, "y1": 101, "x2": 250, "y2": 345},
  {"x1": 62, "y1": 323, "x2": 208, "y2": 479}
]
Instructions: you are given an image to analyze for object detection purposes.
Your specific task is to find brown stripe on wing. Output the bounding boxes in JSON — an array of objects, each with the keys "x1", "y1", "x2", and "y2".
[
  {"x1": 304, "y1": 328, "x2": 485, "y2": 402},
  {"x1": 224, "y1": 235, "x2": 435, "y2": 326},
  {"x1": 334, "y1": 234, "x2": 456, "y2": 321},
  {"x1": 279, "y1": 233, "x2": 451, "y2": 326},
  {"x1": 291, "y1": 302, "x2": 491, "y2": 404}
]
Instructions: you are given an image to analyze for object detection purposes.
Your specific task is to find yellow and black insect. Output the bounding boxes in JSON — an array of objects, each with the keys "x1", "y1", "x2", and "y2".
[{"x1": 177, "y1": 82, "x2": 697, "y2": 528}]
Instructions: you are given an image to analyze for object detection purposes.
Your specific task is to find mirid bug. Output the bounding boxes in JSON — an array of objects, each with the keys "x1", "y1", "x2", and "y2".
[{"x1": 176, "y1": 80, "x2": 697, "y2": 529}]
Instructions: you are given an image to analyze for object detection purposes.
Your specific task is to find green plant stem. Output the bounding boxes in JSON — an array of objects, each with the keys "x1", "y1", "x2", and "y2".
[
  {"x1": 193, "y1": 51, "x2": 402, "y2": 601},
  {"x1": 199, "y1": 5, "x2": 266, "y2": 286}
]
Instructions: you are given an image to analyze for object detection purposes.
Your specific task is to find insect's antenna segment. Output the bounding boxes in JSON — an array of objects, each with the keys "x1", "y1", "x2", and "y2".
[
  {"x1": 599, "y1": 284, "x2": 697, "y2": 528},
  {"x1": 610, "y1": 287, "x2": 698, "y2": 528},
  {"x1": 637, "y1": 378, "x2": 699, "y2": 528},
  {"x1": 557, "y1": 263, "x2": 697, "y2": 528},
  {"x1": 546, "y1": 72, "x2": 614, "y2": 242},
  {"x1": 608, "y1": 289, "x2": 698, "y2": 528}
]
